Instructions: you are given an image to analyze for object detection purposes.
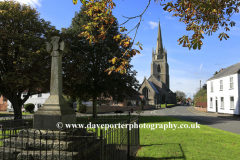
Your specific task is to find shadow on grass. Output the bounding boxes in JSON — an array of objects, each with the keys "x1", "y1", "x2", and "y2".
[{"x1": 135, "y1": 143, "x2": 186, "y2": 160}]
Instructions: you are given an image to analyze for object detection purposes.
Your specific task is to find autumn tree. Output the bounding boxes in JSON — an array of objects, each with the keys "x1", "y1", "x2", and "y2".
[
  {"x1": 61, "y1": 6, "x2": 139, "y2": 117},
  {"x1": 0, "y1": 1, "x2": 60, "y2": 119},
  {"x1": 71, "y1": 0, "x2": 239, "y2": 75},
  {"x1": 193, "y1": 87, "x2": 207, "y2": 105}
]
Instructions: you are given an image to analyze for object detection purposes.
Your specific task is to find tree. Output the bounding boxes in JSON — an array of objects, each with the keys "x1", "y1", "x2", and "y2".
[
  {"x1": 0, "y1": 1, "x2": 60, "y2": 119},
  {"x1": 61, "y1": 6, "x2": 139, "y2": 117},
  {"x1": 193, "y1": 87, "x2": 207, "y2": 104},
  {"x1": 71, "y1": 0, "x2": 239, "y2": 74},
  {"x1": 214, "y1": 71, "x2": 219, "y2": 75},
  {"x1": 175, "y1": 90, "x2": 186, "y2": 102}
]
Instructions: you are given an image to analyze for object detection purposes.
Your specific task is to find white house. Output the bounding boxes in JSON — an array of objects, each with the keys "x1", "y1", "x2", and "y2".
[
  {"x1": 207, "y1": 62, "x2": 240, "y2": 115},
  {"x1": 7, "y1": 92, "x2": 50, "y2": 112}
]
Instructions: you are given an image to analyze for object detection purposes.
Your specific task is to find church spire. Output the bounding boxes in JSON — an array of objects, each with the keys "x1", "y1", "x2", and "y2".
[{"x1": 156, "y1": 21, "x2": 163, "y2": 55}]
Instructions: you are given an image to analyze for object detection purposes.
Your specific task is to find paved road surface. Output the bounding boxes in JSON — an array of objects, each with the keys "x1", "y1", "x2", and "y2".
[
  {"x1": 2, "y1": 106, "x2": 240, "y2": 134},
  {"x1": 79, "y1": 105, "x2": 240, "y2": 134}
]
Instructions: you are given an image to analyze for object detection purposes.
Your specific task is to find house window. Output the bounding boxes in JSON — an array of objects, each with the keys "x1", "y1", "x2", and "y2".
[
  {"x1": 230, "y1": 77, "x2": 234, "y2": 89},
  {"x1": 210, "y1": 97, "x2": 213, "y2": 108},
  {"x1": 37, "y1": 104, "x2": 42, "y2": 108},
  {"x1": 220, "y1": 80, "x2": 223, "y2": 91},
  {"x1": 131, "y1": 101, "x2": 136, "y2": 105},
  {"x1": 22, "y1": 92, "x2": 27, "y2": 98},
  {"x1": 230, "y1": 96, "x2": 234, "y2": 109},
  {"x1": 114, "y1": 101, "x2": 118, "y2": 105},
  {"x1": 220, "y1": 97, "x2": 224, "y2": 109},
  {"x1": 38, "y1": 93, "x2": 42, "y2": 97},
  {"x1": 211, "y1": 82, "x2": 213, "y2": 92}
]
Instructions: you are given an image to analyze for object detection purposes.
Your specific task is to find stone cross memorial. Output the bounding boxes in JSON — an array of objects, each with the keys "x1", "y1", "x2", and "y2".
[{"x1": 34, "y1": 36, "x2": 76, "y2": 130}]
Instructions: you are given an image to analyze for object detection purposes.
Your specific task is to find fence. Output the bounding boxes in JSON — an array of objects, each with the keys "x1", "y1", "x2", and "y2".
[{"x1": 0, "y1": 114, "x2": 139, "y2": 160}]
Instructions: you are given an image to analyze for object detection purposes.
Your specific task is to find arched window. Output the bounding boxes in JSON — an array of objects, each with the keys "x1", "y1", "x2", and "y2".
[
  {"x1": 157, "y1": 76, "x2": 160, "y2": 80},
  {"x1": 142, "y1": 87, "x2": 148, "y2": 99},
  {"x1": 157, "y1": 65, "x2": 160, "y2": 72}
]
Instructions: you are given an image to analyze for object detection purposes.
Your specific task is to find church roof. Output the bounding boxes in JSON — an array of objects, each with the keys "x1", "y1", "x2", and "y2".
[
  {"x1": 148, "y1": 81, "x2": 160, "y2": 94},
  {"x1": 207, "y1": 62, "x2": 240, "y2": 81}
]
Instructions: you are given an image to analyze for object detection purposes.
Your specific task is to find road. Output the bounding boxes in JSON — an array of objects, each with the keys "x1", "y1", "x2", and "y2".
[
  {"x1": 84, "y1": 105, "x2": 240, "y2": 134},
  {"x1": 150, "y1": 105, "x2": 240, "y2": 134},
  {"x1": 2, "y1": 106, "x2": 240, "y2": 134}
]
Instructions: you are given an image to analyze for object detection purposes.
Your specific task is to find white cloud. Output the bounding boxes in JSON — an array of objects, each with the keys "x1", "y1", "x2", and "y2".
[
  {"x1": 0, "y1": 0, "x2": 42, "y2": 8},
  {"x1": 148, "y1": 21, "x2": 158, "y2": 29},
  {"x1": 199, "y1": 63, "x2": 203, "y2": 72}
]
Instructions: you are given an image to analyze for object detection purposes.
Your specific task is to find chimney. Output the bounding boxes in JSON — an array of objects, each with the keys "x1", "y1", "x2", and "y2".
[{"x1": 200, "y1": 80, "x2": 201, "y2": 90}]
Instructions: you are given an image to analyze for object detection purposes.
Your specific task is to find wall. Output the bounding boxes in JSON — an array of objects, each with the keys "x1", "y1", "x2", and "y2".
[
  {"x1": 207, "y1": 73, "x2": 239, "y2": 115},
  {"x1": 195, "y1": 102, "x2": 207, "y2": 108},
  {"x1": 85, "y1": 105, "x2": 156, "y2": 114},
  {"x1": 194, "y1": 107, "x2": 207, "y2": 112}
]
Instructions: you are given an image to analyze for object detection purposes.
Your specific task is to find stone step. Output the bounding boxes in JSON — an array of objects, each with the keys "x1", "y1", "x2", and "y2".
[
  {"x1": 2, "y1": 136, "x2": 94, "y2": 151},
  {"x1": 0, "y1": 139, "x2": 103, "y2": 160},
  {"x1": 0, "y1": 147, "x2": 21, "y2": 160},
  {"x1": 18, "y1": 129, "x2": 92, "y2": 141},
  {"x1": 16, "y1": 150, "x2": 79, "y2": 160}
]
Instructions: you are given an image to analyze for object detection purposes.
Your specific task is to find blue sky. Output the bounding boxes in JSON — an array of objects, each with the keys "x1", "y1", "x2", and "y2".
[{"x1": 3, "y1": 0, "x2": 240, "y2": 99}]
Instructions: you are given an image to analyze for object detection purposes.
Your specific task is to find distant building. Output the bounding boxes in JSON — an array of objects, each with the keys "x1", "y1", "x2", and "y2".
[
  {"x1": 7, "y1": 92, "x2": 50, "y2": 112},
  {"x1": 207, "y1": 62, "x2": 240, "y2": 115},
  {"x1": 0, "y1": 95, "x2": 7, "y2": 111}
]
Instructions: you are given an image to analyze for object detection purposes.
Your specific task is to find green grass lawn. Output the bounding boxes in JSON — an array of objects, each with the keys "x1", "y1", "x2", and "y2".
[
  {"x1": 135, "y1": 116, "x2": 240, "y2": 160},
  {"x1": 160, "y1": 104, "x2": 175, "y2": 108},
  {"x1": 0, "y1": 112, "x2": 32, "y2": 117}
]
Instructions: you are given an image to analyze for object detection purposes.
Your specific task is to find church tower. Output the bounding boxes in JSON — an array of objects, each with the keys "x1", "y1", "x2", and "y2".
[{"x1": 151, "y1": 21, "x2": 170, "y2": 89}]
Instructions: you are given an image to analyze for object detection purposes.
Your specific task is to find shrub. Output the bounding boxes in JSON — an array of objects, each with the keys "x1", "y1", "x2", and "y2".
[
  {"x1": 77, "y1": 100, "x2": 87, "y2": 113},
  {"x1": 24, "y1": 103, "x2": 35, "y2": 113}
]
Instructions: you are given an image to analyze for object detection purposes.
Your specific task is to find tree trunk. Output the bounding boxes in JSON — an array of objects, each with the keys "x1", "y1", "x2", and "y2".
[
  {"x1": 92, "y1": 97, "x2": 97, "y2": 118},
  {"x1": 12, "y1": 101, "x2": 22, "y2": 119}
]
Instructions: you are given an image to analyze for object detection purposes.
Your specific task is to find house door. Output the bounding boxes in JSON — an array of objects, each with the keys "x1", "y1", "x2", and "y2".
[{"x1": 215, "y1": 99, "x2": 218, "y2": 113}]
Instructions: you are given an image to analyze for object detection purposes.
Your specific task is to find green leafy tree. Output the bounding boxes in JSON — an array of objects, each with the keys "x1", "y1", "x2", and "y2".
[
  {"x1": 214, "y1": 71, "x2": 219, "y2": 75},
  {"x1": 0, "y1": 1, "x2": 60, "y2": 119},
  {"x1": 175, "y1": 90, "x2": 186, "y2": 102},
  {"x1": 61, "y1": 6, "x2": 139, "y2": 117}
]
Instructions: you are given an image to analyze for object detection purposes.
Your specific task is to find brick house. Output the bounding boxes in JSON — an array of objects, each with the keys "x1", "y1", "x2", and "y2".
[{"x1": 0, "y1": 95, "x2": 7, "y2": 111}]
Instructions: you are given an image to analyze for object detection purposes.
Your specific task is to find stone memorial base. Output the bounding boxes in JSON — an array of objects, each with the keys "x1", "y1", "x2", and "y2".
[{"x1": 34, "y1": 95, "x2": 76, "y2": 131}]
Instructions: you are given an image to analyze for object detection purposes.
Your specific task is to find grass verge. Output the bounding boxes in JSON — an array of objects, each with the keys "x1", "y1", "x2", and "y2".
[
  {"x1": 160, "y1": 104, "x2": 174, "y2": 108},
  {"x1": 135, "y1": 116, "x2": 240, "y2": 160}
]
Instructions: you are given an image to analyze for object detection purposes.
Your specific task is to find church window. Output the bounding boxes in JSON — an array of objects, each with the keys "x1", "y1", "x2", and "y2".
[
  {"x1": 142, "y1": 87, "x2": 148, "y2": 99},
  {"x1": 157, "y1": 65, "x2": 160, "y2": 72}
]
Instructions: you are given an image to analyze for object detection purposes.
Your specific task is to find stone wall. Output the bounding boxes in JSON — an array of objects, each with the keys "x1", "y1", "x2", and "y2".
[
  {"x1": 194, "y1": 107, "x2": 207, "y2": 112},
  {"x1": 85, "y1": 105, "x2": 156, "y2": 114},
  {"x1": 195, "y1": 101, "x2": 207, "y2": 108}
]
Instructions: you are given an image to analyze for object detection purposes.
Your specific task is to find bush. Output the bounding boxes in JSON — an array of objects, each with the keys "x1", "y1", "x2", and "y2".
[
  {"x1": 24, "y1": 103, "x2": 35, "y2": 113},
  {"x1": 77, "y1": 100, "x2": 87, "y2": 113}
]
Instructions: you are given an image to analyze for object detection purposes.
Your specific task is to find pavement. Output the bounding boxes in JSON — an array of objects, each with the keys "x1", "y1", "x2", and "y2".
[{"x1": 188, "y1": 106, "x2": 240, "y2": 121}]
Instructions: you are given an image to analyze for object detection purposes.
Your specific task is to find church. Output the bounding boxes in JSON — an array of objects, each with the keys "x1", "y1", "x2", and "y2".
[{"x1": 139, "y1": 21, "x2": 176, "y2": 105}]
